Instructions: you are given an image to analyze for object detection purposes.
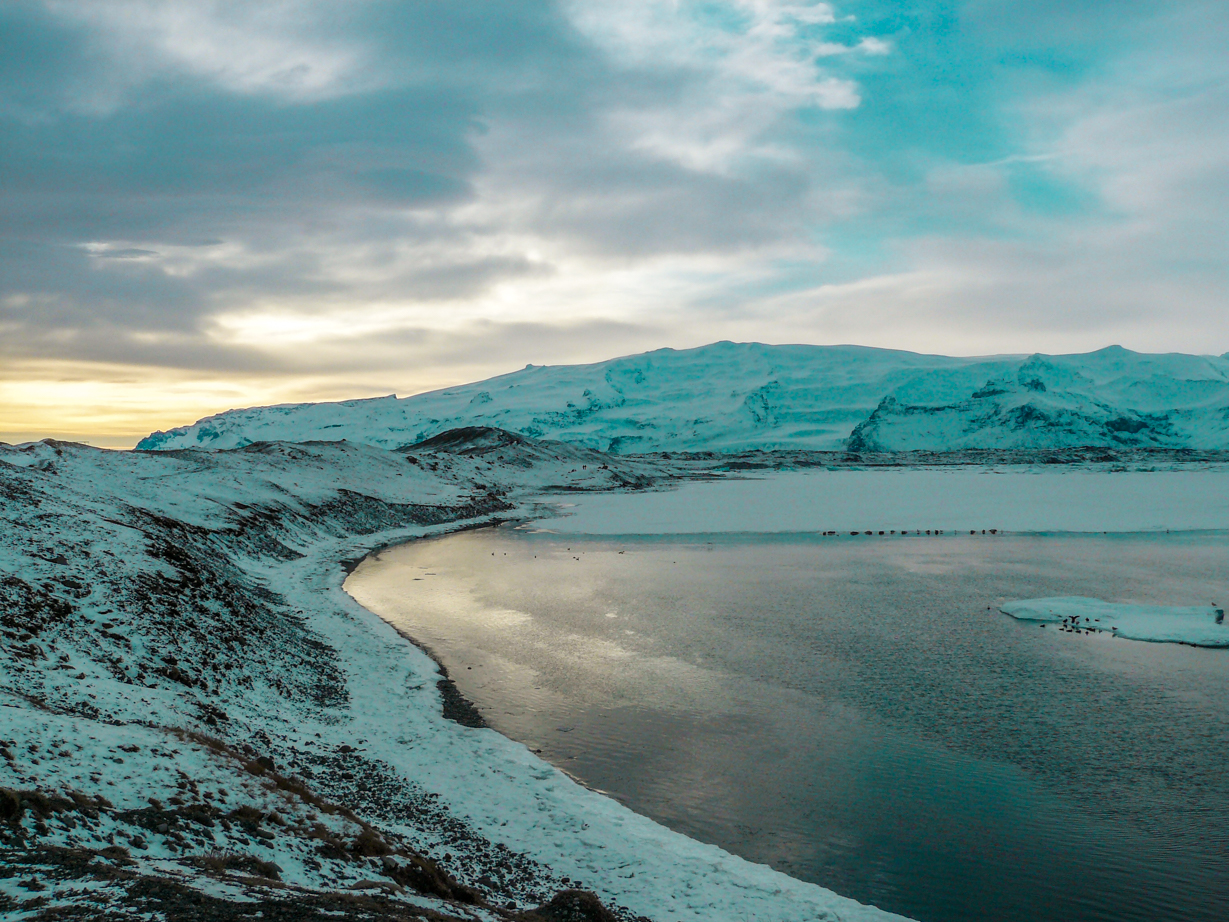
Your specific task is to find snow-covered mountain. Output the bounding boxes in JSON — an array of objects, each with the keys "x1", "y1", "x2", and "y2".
[{"x1": 138, "y1": 342, "x2": 1229, "y2": 453}]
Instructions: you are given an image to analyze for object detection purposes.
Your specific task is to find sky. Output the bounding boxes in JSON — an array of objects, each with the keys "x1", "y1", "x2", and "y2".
[{"x1": 2, "y1": 0, "x2": 1228, "y2": 446}]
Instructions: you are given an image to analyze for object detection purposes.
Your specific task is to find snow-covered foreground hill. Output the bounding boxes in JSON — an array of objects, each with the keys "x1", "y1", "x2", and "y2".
[
  {"x1": 0, "y1": 434, "x2": 909, "y2": 922},
  {"x1": 138, "y1": 342, "x2": 1229, "y2": 454}
]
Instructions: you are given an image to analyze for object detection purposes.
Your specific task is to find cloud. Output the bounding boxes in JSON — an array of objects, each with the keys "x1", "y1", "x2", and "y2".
[
  {"x1": 566, "y1": 0, "x2": 862, "y2": 173},
  {"x1": 84, "y1": 246, "x2": 160, "y2": 259},
  {"x1": 50, "y1": 0, "x2": 366, "y2": 102},
  {"x1": 1, "y1": 1, "x2": 874, "y2": 345},
  {"x1": 2, "y1": 1, "x2": 1229, "y2": 444}
]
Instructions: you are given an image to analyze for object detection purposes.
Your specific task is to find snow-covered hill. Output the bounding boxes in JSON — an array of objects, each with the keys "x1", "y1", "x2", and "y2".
[{"x1": 138, "y1": 343, "x2": 1229, "y2": 454}]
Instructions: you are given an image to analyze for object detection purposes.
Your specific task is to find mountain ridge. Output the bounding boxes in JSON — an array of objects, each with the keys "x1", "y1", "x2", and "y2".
[{"x1": 137, "y1": 342, "x2": 1229, "y2": 453}]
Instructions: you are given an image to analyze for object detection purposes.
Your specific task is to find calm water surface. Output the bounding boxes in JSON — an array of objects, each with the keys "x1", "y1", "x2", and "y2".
[{"x1": 347, "y1": 527, "x2": 1229, "y2": 922}]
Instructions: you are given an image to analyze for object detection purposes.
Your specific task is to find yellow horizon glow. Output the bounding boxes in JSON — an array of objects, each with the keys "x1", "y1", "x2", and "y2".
[{"x1": 0, "y1": 360, "x2": 472, "y2": 449}]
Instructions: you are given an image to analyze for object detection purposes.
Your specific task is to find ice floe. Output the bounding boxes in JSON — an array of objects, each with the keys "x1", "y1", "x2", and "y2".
[{"x1": 1000, "y1": 597, "x2": 1229, "y2": 646}]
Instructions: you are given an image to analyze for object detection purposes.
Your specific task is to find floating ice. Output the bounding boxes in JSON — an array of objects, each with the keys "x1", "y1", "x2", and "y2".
[{"x1": 1001, "y1": 597, "x2": 1229, "y2": 647}]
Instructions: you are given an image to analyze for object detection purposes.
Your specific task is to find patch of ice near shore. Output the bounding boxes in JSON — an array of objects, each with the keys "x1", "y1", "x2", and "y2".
[
  {"x1": 535, "y1": 468, "x2": 1229, "y2": 535},
  {"x1": 1000, "y1": 597, "x2": 1229, "y2": 647}
]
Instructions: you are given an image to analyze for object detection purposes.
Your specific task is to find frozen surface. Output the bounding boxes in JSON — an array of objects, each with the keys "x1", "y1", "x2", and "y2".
[
  {"x1": 137, "y1": 342, "x2": 1229, "y2": 453},
  {"x1": 532, "y1": 468, "x2": 1229, "y2": 535},
  {"x1": 1001, "y1": 597, "x2": 1229, "y2": 646}
]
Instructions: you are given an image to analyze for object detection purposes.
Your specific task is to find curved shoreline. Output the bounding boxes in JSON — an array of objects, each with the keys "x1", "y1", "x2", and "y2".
[
  {"x1": 326, "y1": 510, "x2": 913, "y2": 922},
  {"x1": 342, "y1": 523, "x2": 519, "y2": 731},
  {"x1": 386, "y1": 620, "x2": 490, "y2": 729},
  {"x1": 343, "y1": 526, "x2": 638, "y2": 802},
  {"x1": 341, "y1": 519, "x2": 524, "y2": 732}
]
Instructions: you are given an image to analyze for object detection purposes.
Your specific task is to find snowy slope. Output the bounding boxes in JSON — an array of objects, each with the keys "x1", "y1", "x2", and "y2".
[
  {"x1": 138, "y1": 343, "x2": 1229, "y2": 454},
  {"x1": 0, "y1": 435, "x2": 908, "y2": 922}
]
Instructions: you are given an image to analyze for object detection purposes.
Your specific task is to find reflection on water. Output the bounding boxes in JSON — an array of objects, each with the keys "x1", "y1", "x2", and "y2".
[{"x1": 346, "y1": 529, "x2": 1229, "y2": 922}]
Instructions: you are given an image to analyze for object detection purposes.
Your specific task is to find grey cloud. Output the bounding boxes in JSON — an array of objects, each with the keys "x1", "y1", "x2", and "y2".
[
  {"x1": 0, "y1": 0, "x2": 637, "y2": 371},
  {"x1": 0, "y1": 240, "x2": 208, "y2": 333},
  {"x1": 0, "y1": 313, "x2": 664, "y2": 386},
  {"x1": 93, "y1": 248, "x2": 159, "y2": 259},
  {"x1": 388, "y1": 256, "x2": 554, "y2": 301},
  {"x1": 271, "y1": 318, "x2": 674, "y2": 396},
  {"x1": 0, "y1": 84, "x2": 479, "y2": 232},
  {"x1": 4, "y1": 0, "x2": 1229, "y2": 386},
  {"x1": 0, "y1": 2, "x2": 102, "y2": 117},
  {"x1": 0, "y1": 318, "x2": 288, "y2": 374},
  {"x1": 353, "y1": 168, "x2": 471, "y2": 207},
  {"x1": 482, "y1": 129, "x2": 823, "y2": 257}
]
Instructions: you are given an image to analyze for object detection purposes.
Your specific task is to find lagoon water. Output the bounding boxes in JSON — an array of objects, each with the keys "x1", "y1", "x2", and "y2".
[{"x1": 347, "y1": 522, "x2": 1229, "y2": 922}]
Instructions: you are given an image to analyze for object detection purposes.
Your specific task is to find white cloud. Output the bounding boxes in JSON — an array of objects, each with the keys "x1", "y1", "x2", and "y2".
[
  {"x1": 47, "y1": 0, "x2": 363, "y2": 101},
  {"x1": 813, "y1": 36, "x2": 891, "y2": 57},
  {"x1": 565, "y1": 1, "x2": 862, "y2": 172}
]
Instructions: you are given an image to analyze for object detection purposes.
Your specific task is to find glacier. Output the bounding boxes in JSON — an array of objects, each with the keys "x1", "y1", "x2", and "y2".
[{"x1": 138, "y1": 342, "x2": 1229, "y2": 454}]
